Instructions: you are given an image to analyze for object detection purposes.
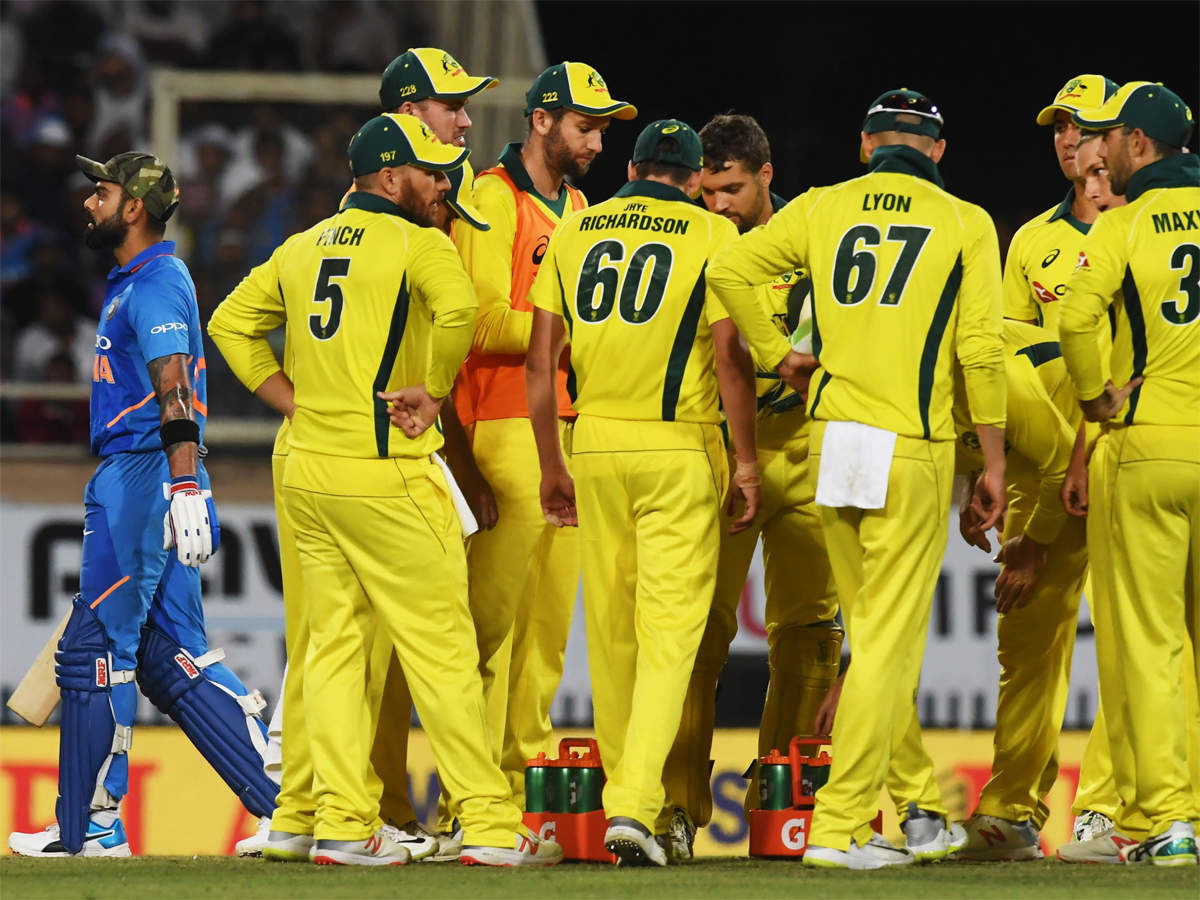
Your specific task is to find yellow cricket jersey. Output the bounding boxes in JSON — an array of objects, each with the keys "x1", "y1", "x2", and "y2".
[
  {"x1": 1059, "y1": 154, "x2": 1200, "y2": 427},
  {"x1": 953, "y1": 320, "x2": 1080, "y2": 545},
  {"x1": 207, "y1": 191, "x2": 477, "y2": 460},
  {"x1": 709, "y1": 145, "x2": 1007, "y2": 441},
  {"x1": 1002, "y1": 190, "x2": 1094, "y2": 332},
  {"x1": 529, "y1": 179, "x2": 789, "y2": 429}
]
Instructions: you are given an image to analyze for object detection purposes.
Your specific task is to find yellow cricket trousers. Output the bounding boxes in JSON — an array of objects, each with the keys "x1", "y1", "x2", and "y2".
[
  {"x1": 807, "y1": 423, "x2": 955, "y2": 851},
  {"x1": 282, "y1": 449, "x2": 522, "y2": 845},
  {"x1": 270, "y1": 453, "x2": 392, "y2": 835},
  {"x1": 975, "y1": 482, "x2": 1088, "y2": 823},
  {"x1": 573, "y1": 416, "x2": 727, "y2": 831},
  {"x1": 661, "y1": 414, "x2": 839, "y2": 829},
  {"x1": 464, "y1": 417, "x2": 580, "y2": 808},
  {"x1": 1088, "y1": 424, "x2": 1200, "y2": 838},
  {"x1": 884, "y1": 698, "x2": 948, "y2": 821}
]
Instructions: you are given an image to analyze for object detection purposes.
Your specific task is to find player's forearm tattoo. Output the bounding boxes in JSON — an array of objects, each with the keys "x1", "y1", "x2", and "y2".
[{"x1": 147, "y1": 353, "x2": 194, "y2": 424}]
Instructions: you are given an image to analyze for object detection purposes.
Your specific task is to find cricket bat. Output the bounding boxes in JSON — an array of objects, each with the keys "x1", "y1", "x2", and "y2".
[{"x1": 6, "y1": 610, "x2": 70, "y2": 726}]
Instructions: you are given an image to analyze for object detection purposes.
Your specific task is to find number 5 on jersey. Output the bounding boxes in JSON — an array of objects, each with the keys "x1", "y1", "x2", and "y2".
[{"x1": 311, "y1": 258, "x2": 350, "y2": 339}]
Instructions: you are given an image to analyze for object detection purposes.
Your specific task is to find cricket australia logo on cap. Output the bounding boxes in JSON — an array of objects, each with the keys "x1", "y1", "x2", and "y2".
[
  {"x1": 586, "y1": 68, "x2": 609, "y2": 95},
  {"x1": 174, "y1": 653, "x2": 200, "y2": 679},
  {"x1": 441, "y1": 52, "x2": 463, "y2": 77},
  {"x1": 1059, "y1": 78, "x2": 1086, "y2": 102}
]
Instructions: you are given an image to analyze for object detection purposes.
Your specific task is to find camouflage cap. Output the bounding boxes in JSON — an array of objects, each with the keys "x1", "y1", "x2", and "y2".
[{"x1": 76, "y1": 152, "x2": 181, "y2": 221}]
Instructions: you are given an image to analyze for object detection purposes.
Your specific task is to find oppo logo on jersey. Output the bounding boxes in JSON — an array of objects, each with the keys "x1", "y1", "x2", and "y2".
[{"x1": 151, "y1": 322, "x2": 188, "y2": 335}]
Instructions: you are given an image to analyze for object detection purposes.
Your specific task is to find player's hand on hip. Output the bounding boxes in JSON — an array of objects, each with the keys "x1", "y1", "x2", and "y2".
[
  {"x1": 1079, "y1": 377, "x2": 1142, "y2": 422},
  {"x1": 993, "y1": 533, "x2": 1047, "y2": 614},
  {"x1": 378, "y1": 387, "x2": 443, "y2": 438},
  {"x1": 162, "y1": 475, "x2": 216, "y2": 566},
  {"x1": 776, "y1": 351, "x2": 819, "y2": 400},
  {"x1": 540, "y1": 466, "x2": 577, "y2": 528},
  {"x1": 727, "y1": 460, "x2": 761, "y2": 534}
]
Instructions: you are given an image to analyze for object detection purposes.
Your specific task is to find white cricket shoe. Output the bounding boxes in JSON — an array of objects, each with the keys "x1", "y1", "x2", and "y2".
[
  {"x1": 234, "y1": 816, "x2": 271, "y2": 857},
  {"x1": 1072, "y1": 810, "x2": 1115, "y2": 843},
  {"x1": 387, "y1": 819, "x2": 438, "y2": 861},
  {"x1": 426, "y1": 826, "x2": 462, "y2": 862},
  {"x1": 957, "y1": 813, "x2": 1043, "y2": 860},
  {"x1": 901, "y1": 804, "x2": 965, "y2": 862},
  {"x1": 460, "y1": 828, "x2": 563, "y2": 867},
  {"x1": 9, "y1": 819, "x2": 131, "y2": 858},
  {"x1": 665, "y1": 807, "x2": 697, "y2": 862},
  {"x1": 311, "y1": 824, "x2": 411, "y2": 866},
  {"x1": 1120, "y1": 821, "x2": 1198, "y2": 867},
  {"x1": 604, "y1": 817, "x2": 667, "y2": 867},
  {"x1": 1057, "y1": 826, "x2": 1139, "y2": 864},
  {"x1": 262, "y1": 830, "x2": 316, "y2": 862},
  {"x1": 803, "y1": 832, "x2": 915, "y2": 869}
]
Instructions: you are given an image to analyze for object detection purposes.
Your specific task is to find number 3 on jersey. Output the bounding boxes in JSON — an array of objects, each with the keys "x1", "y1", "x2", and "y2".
[
  {"x1": 1163, "y1": 243, "x2": 1199, "y2": 325},
  {"x1": 832, "y1": 224, "x2": 931, "y2": 306},
  {"x1": 576, "y1": 240, "x2": 672, "y2": 325},
  {"x1": 310, "y1": 258, "x2": 350, "y2": 339}
]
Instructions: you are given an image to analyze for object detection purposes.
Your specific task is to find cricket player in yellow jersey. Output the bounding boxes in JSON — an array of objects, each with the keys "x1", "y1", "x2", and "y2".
[
  {"x1": 215, "y1": 48, "x2": 499, "y2": 863},
  {"x1": 1060, "y1": 81, "x2": 1200, "y2": 867},
  {"x1": 1004, "y1": 75, "x2": 1120, "y2": 332},
  {"x1": 709, "y1": 89, "x2": 1008, "y2": 869},
  {"x1": 209, "y1": 113, "x2": 560, "y2": 867},
  {"x1": 526, "y1": 118, "x2": 814, "y2": 866},
  {"x1": 659, "y1": 114, "x2": 841, "y2": 860},
  {"x1": 452, "y1": 62, "x2": 636, "y2": 808},
  {"x1": 950, "y1": 319, "x2": 1088, "y2": 859}
]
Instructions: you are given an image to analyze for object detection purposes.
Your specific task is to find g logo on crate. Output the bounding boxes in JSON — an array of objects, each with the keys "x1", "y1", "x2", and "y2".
[
  {"x1": 537, "y1": 821, "x2": 556, "y2": 842},
  {"x1": 95, "y1": 657, "x2": 108, "y2": 687},
  {"x1": 174, "y1": 653, "x2": 200, "y2": 678},
  {"x1": 780, "y1": 818, "x2": 806, "y2": 851}
]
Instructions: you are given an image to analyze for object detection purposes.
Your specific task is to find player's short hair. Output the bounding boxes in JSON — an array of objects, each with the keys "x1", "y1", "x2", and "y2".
[
  {"x1": 699, "y1": 113, "x2": 771, "y2": 174},
  {"x1": 1121, "y1": 124, "x2": 1186, "y2": 159},
  {"x1": 527, "y1": 106, "x2": 568, "y2": 134},
  {"x1": 633, "y1": 137, "x2": 693, "y2": 185}
]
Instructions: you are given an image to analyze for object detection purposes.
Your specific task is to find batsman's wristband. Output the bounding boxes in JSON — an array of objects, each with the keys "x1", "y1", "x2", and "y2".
[{"x1": 160, "y1": 418, "x2": 200, "y2": 450}]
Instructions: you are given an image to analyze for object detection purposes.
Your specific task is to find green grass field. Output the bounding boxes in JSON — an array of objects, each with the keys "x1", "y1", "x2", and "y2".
[{"x1": 2, "y1": 856, "x2": 1197, "y2": 900}]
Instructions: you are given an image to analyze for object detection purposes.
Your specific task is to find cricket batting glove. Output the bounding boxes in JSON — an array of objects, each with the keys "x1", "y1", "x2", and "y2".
[{"x1": 163, "y1": 475, "x2": 219, "y2": 566}]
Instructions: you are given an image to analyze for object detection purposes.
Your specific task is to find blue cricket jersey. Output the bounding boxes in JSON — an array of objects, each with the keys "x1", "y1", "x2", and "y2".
[{"x1": 90, "y1": 241, "x2": 208, "y2": 457}]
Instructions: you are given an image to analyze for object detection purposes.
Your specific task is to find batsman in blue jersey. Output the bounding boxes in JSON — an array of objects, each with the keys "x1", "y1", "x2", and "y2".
[{"x1": 8, "y1": 152, "x2": 278, "y2": 858}]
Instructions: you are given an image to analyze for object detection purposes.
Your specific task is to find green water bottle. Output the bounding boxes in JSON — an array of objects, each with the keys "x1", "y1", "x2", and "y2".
[
  {"x1": 758, "y1": 749, "x2": 792, "y2": 811},
  {"x1": 524, "y1": 753, "x2": 553, "y2": 813}
]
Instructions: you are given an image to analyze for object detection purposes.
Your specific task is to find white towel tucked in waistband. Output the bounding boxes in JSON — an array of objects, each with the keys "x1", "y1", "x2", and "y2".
[
  {"x1": 434, "y1": 453, "x2": 480, "y2": 538},
  {"x1": 815, "y1": 420, "x2": 897, "y2": 510}
]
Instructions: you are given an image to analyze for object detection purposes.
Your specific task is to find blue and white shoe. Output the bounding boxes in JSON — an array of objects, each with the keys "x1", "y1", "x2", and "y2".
[
  {"x1": 1120, "y1": 821, "x2": 1198, "y2": 867},
  {"x1": 9, "y1": 819, "x2": 131, "y2": 858}
]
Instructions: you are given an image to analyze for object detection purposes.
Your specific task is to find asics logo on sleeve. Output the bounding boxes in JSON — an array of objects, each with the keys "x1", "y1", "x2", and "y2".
[{"x1": 150, "y1": 322, "x2": 188, "y2": 334}]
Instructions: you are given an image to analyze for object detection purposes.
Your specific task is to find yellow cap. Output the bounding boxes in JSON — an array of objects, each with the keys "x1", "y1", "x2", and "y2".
[
  {"x1": 379, "y1": 48, "x2": 498, "y2": 109},
  {"x1": 1035, "y1": 74, "x2": 1120, "y2": 126},
  {"x1": 348, "y1": 113, "x2": 468, "y2": 177},
  {"x1": 524, "y1": 62, "x2": 637, "y2": 120},
  {"x1": 445, "y1": 159, "x2": 488, "y2": 230}
]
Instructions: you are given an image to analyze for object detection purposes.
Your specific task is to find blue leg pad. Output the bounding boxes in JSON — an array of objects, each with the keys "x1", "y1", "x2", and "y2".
[
  {"x1": 136, "y1": 623, "x2": 278, "y2": 817},
  {"x1": 54, "y1": 596, "x2": 123, "y2": 855}
]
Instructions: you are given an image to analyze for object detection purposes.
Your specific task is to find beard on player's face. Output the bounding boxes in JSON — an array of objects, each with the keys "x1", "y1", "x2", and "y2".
[
  {"x1": 84, "y1": 198, "x2": 130, "y2": 251},
  {"x1": 545, "y1": 120, "x2": 592, "y2": 180},
  {"x1": 395, "y1": 170, "x2": 446, "y2": 229}
]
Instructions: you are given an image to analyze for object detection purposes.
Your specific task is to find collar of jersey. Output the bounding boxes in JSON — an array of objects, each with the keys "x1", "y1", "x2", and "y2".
[
  {"x1": 341, "y1": 190, "x2": 421, "y2": 224},
  {"x1": 1123, "y1": 153, "x2": 1200, "y2": 203},
  {"x1": 770, "y1": 191, "x2": 788, "y2": 213},
  {"x1": 1047, "y1": 187, "x2": 1090, "y2": 236},
  {"x1": 866, "y1": 145, "x2": 944, "y2": 189},
  {"x1": 498, "y1": 142, "x2": 569, "y2": 215},
  {"x1": 109, "y1": 240, "x2": 175, "y2": 281},
  {"x1": 615, "y1": 179, "x2": 692, "y2": 204}
]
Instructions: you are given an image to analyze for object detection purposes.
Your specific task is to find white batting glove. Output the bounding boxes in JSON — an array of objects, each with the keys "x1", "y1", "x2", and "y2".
[{"x1": 162, "y1": 475, "x2": 215, "y2": 566}]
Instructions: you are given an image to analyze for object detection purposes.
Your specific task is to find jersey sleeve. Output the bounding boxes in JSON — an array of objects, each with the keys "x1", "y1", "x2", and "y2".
[
  {"x1": 454, "y1": 175, "x2": 529, "y2": 353},
  {"x1": 410, "y1": 227, "x2": 479, "y2": 398},
  {"x1": 707, "y1": 210, "x2": 793, "y2": 368},
  {"x1": 530, "y1": 233, "x2": 565, "y2": 319},
  {"x1": 1005, "y1": 365, "x2": 1074, "y2": 545},
  {"x1": 956, "y1": 204, "x2": 1007, "y2": 427},
  {"x1": 1001, "y1": 227, "x2": 1039, "y2": 322},
  {"x1": 129, "y1": 269, "x2": 196, "y2": 366},
  {"x1": 207, "y1": 244, "x2": 287, "y2": 393},
  {"x1": 1059, "y1": 216, "x2": 1124, "y2": 402}
]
